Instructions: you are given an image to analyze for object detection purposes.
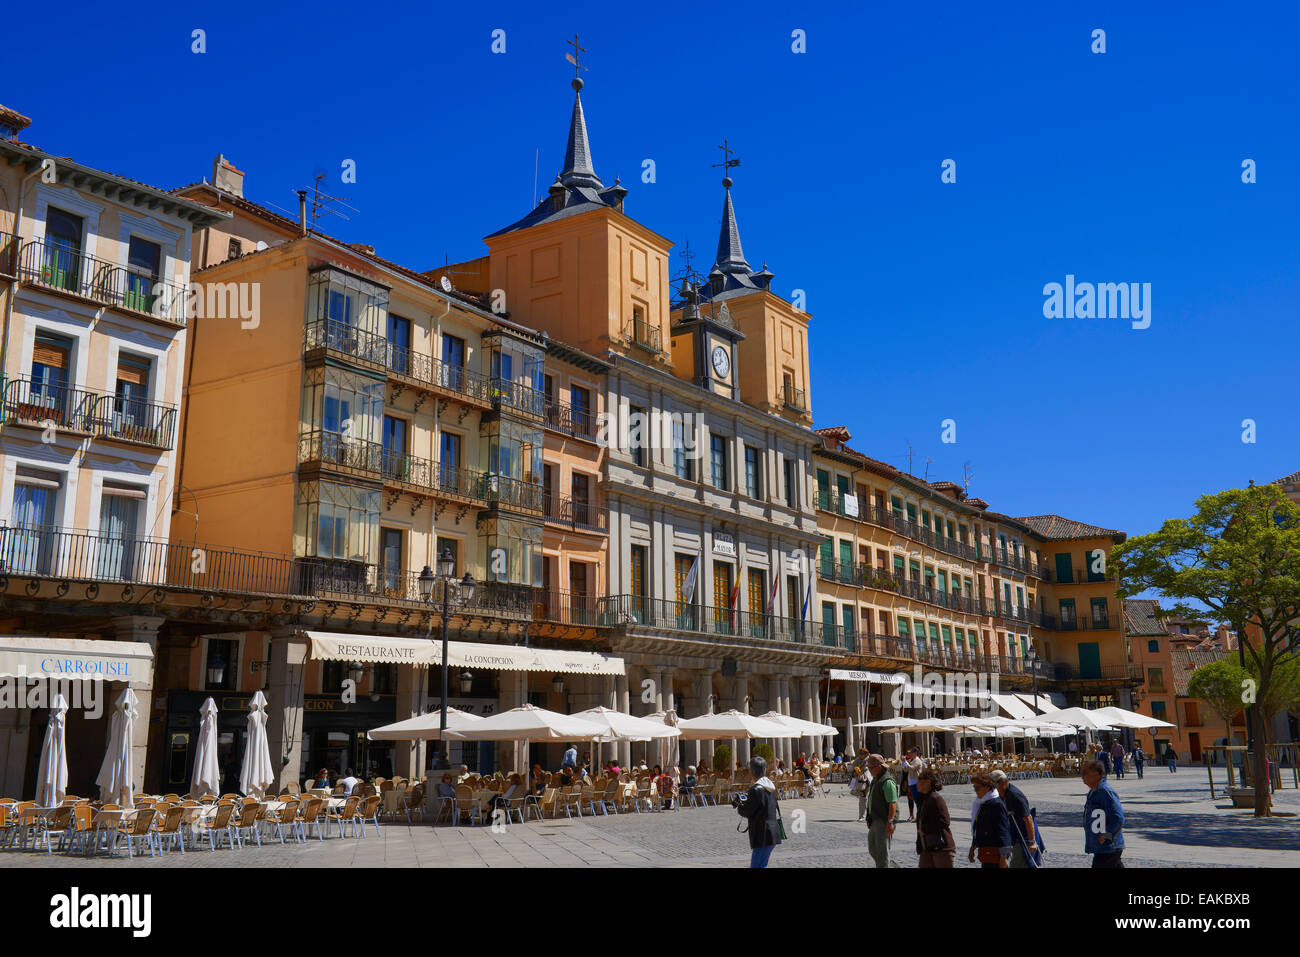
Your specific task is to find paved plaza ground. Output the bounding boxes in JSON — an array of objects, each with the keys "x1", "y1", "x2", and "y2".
[{"x1": 5, "y1": 771, "x2": 1298, "y2": 868}]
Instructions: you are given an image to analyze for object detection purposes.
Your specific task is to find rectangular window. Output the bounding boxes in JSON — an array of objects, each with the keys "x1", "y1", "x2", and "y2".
[
  {"x1": 745, "y1": 446, "x2": 761, "y2": 499},
  {"x1": 714, "y1": 561, "x2": 734, "y2": 632},
  {"x1": 672, "y1": 419, "x2": 693, "y2": 480},
  {"x1": 914, "y1": 618, "x2": 927, "y2": 648},
  {"x1": 906, "y1": 503, "x2": 917, "y2": 524},
  {"x1": 783, "y1": 457, "x2": 795, "y2": 507},
  {"x1": 893, "y1": 554, "x2": 905, "y2": 578},
  {"x1": 42, "y1": 208, "x2": 83, "y2": 292},
  {"x1": 1059, "y1": 598, "x2": 1077, "y2": 628},
  {"x1": 921, "y1": 509, "x2": 930, "y2": 530},
  {"x1": 123, "y1": 236, "x2": 162, "y2": 311},
  {"x1": 1054, "y1": 552, "x2": 1074, "y2": 584},
  {"x1": 928, "y1": 623, "x2": 940, "y2": 647},
  {"x1": 941, "y1": 625, "x2": 952, "y2": 645},
  {"x1": 387, "y1": 314, "x2": 411, "y2": 375},
  {"x1": 841, "y1": 604, "x2": 854, "y2": 639},
  {"x1": 1147, "y1": 639, "x2": 1160, "y2": 653},
  {"x1": 441, "y1": 333, "x2": 466, "y2": 391},
  {"x1": 710, "y1": 434, "x2": 728, "y2": 490},
  {"x1": 1090, "y1": 597, "x2": 1110, "y2": 627},
  {"x1": 629, "y1": 405, "x2": 646, "y2": 466},
  {"x1": 891, "y1": 495, "x2": 903, "y2": 518},
  {"x1": 570, "y1": 472, "x2": 591, "y2": 524},
  {"x1": 380, "y1": 527, "x2": 403, "y2": 593},
  {"x1": 31, "y1": 332, "x2": 72, "y2": 408},
  {"x1": 946, "y1": 520, "x2": 955, "y2": 540},
  {"x1": 821, "y1": 601, "x2": 836, "y2": 640},
  {"x1": 1148, "y1": 667, "x2": 1165, "y2": 692},
  {"x1": 898, "y1": 618, "x2": 911, "y2": 640},
  {"x1": 787, "y1": 576, "x2": 800, "y2": 623},
  {"x1": 816, "y1": 468, "x2": 830, "y2": 509},
  {"x1": 819, "y1": 541, "x2": 834, "y2": 578},
  {"x1": 909, "y1": 559, "x2": 921, "y2": 581}
]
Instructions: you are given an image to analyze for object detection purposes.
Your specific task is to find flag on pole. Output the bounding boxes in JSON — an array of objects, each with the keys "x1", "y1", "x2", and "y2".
[
  {"x1": 768, "y1": 571, "x2": 780, "y2": 615},
  {"x1": 681, "y1": 554, "x2": 700, "y2": 603},
  {"x1": 801, "y1": 577, "x2": 811, "y2": 620},
  {"x1": 728, "y1": 580, "x2": 740, "y2": 629}
]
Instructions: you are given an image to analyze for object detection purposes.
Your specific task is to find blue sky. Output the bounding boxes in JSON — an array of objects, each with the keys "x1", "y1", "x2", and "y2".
[{"x1": 10, "y1": 0, "x2": 1298, "y2": 541}]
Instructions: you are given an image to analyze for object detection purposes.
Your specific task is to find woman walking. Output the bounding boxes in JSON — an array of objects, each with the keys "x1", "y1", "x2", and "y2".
[
  {"x1": 914, "y1": 768, "x2": 955, "y2": 868},
  {"x1": 734, "y1": 755, "x2": 782, "y2": 868},
  {"x1": 968, "y1": 771, "x2": 1011, "y2": 868}
]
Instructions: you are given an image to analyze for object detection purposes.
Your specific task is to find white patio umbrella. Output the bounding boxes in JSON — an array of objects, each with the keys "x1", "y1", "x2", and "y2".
[
  {"x1": 1035, "y1": 706, "x2": 1118, "y2": 731},
  {"x1": 452, "y1": 704, "x2": 602, "y2": 741},
  {"x1": 35, "y1": 693, "x2": 69, "y2": 806},
  {"x1": 676, "y1": 709, "x2": 801, "y2": 740},
  {"x1": 757, "y1": 711, "x2": 838, "y2": 737},
  {"x1": 1091, "y1": 706, "x2": 1175, "y2": 729},
  {"x1": 239, "y1": 690, "x2": 275, "y2": 799},
  {"x1": 95, "y1": 687, "x2": 139, "y2": 807},
  {"x1": 855, "y1": 717, "x2": 922, "y2": 729},
  {"x1": 570, "y1": 706, "x2": 681, "y2": 742},
  {"x1": 366, "y1": 706, "x2": 483, "y2": 740},
  {"x1": 191, "y1": 696, "x2": 222, "y2": 798},
  {"x1": 657, "y1": 710, "x2": 682, "y2": 772}
]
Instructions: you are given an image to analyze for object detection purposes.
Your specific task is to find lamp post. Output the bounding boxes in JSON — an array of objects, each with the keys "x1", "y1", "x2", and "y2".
[
  {"x1": 418, "y1": 547, "x2": 476, "y2": 770},
  {"x1": 1027, "y1": 649, "x2": 1041, "y2": 715}
]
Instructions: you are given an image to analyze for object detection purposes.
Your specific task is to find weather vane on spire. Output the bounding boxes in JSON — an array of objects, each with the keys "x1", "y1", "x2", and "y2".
[
  {"x1": 712, "y1": 138, "x2": 740, "y2": 187},
  {"x1": 565, "y1": 34, "x2": 589, "y2": 89}
]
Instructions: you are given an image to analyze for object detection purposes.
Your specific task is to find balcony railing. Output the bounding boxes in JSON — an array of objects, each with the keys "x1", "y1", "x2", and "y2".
[
  {"x1": 1049, "y1": 662, "x2": 1143, "y2": 682},
  {"x1": 305, "y1": 318, "x2": 497, "y2": 407},
  {"x1": 298, "y1": 430, "x2": 542, "y2": 511},
  {"x1": 989, "y1": 547, "x2": 1028, "y2": 574},
  {"x1": 816, "y1": 494, "x2": 985, "y2": 564},
  {"x1": 781, "y1": 382, "x2": 807, "y2": 412},
  {"x1": 599, "y1": 594, "x2": 854, "y2": 649},
  {"x1": 1041, "y1": 567, "x2": 1114, "y2": 585},
  {"x1": 1036, "y1": 605, "x2": 1115, "y2": 632},
  {"x1": 489, "y1": 378, "x2": 545, "y2": 418},
  {"x1": 628, "y1": 317, "x2": 662, "y2": 353},
  {"x1": 19, "y1": 239, "x2": 188, "y2": 325},
  {"x1": 543, "y1": 401, "x2": 598, "y2": 441},
  {"x1": 542, "y1": 493, "x2": 600, "y2": 529},
  {"x1": 0, "y1": 524, "x2": 595, "y2": 627},
  {"x1": 1, "y1": 376, "x2": 177, "y2": 449}
]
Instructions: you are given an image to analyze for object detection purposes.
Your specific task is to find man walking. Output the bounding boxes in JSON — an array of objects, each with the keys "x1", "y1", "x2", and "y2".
[
  {"x1": 1110, "y1": 740, "x2": 1126, "y2": 779},
  {"x1": 1082, "y1": 759, "x2": 1126, "y2": 868},
  {"x1": 991, "y1": 769, "x2": 1039, "y2": 868},
  {"x1": 561, "y1": 743, "x2": 577, "y2": 769},
  {"x1": 1165, "y1": 744, "x2": 1178, "y2": 772},
  {"x1": 1131, "y1": 744, "x2": 1145, "y2": 779},
  {"x1": 900, "y1": 747, "x2": 925, "y2": 822},
  {"x1": 864, "y1": 754, "x2": 898, "y2": 868}
]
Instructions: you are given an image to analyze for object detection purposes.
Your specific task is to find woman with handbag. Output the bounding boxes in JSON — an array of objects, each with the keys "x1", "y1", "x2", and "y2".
[
  {"x1": 968, "y1": 771, "x2": 1011, "y2": 868},
  {"x1": 734, "y1": 755, "x2": 783, "y2": 868},
  {"x1": 914, "y1": 768, "x2": 955, "y2": 867},
  {"x1": 850, "y1": 765, "x2": 869, "y2": 822}
]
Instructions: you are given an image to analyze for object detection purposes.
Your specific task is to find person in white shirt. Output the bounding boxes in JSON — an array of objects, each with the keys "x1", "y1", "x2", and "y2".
[
  {"x1": 900, "y1": 748, "x2": 926, "y2": 822},
  {"x1": 340, "y1": 768, "x2": 360, "y2": 796}
]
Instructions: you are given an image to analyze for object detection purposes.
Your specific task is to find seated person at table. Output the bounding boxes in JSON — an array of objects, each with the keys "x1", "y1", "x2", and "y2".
[
  {"x1": 456, "y1": 764, "x2": 470, "y2": 783},
  {"x1": 530, "y1": 765, "x2": 546, "y2": 796},
  {"x1": 697, "y1": 759, "x2": 709, "y2": 775},
  {"x1": 309, "y1": 768, "x2": 331, "y2": 790},
  {"x1": 436, "y1": 774, "x2": 456, "y2": 800},
  {"x1": 340, "y1": 768, "x2": 360, "y2": 796},
  {"x1": 557, "y1": 766, "x2": 574, "y2": 788},
  {"x1": 655, "y1": 768, "x2": 677, "y2": 809},
  {"x1": 682, "y1": 766, "x2": 698, "y2": 792}
]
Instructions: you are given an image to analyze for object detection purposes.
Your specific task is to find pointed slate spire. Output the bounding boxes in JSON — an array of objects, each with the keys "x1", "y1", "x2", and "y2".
[
  {"x1": 714, "y1": 176, "x2": 750, "y2": 274},
  {"x1": 560, "y1": 77, "x2": 603, "y2": 190}
]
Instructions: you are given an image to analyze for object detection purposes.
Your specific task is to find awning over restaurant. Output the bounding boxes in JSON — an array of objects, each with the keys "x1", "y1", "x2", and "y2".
[
  {"x1": 828, "y1": 668, "x2": 907, "y2": 684},
  {"x1": 991, "y1": 692, "x2": 1039, "y2": 721},
  {"x1": 441, "y1": 640, "x2": 625, "y2": 676},
  {"x1": 1015, "y1": 692, "x2": 1066, "y2": 711},
  {"x1": 0, "y1": 636, "x2": 155, "y2": 688},
  {"x1": 303, "y1": 631, "x2": 625, "y2": 676}
]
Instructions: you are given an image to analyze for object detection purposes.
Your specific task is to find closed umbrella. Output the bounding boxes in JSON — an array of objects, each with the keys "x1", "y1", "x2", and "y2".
[
  {"x1": 191, "y1": 697, "x2": 221, "y2": 798},
  {"x1": 367, "y1": 706, "x2": 483, "y2": 740},
  {"x1": 657, "y1": 710, "x2": 681, "y2": 772},
  {"x1": 36, "y1": 693, "x2": 68, "y2": 806},
  {"x1": 95, "y1": 687, "x2": 138, "y2": 807},
  {"x1": 240, "y1": 690, "x2": 275, "y2": 799}
]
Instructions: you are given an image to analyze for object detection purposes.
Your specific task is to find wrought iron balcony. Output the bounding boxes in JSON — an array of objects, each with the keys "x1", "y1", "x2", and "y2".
[
  {"x1": 599, "y1": 594, "x2": 852, "y2": 649},
  {"x1": 1, "y1": 376, "x2": 177, "y2": 449},
  {"x1": 543, "y1": 401, "x2": 598, "y2": 441},
  {"x1": 782, "y1": 382, "x2": 808, "y2": 412},
  {"x1": 627, "y1": 317, "x2": 662, "y2": 353},
  {"x1": 542, "y1": 492, "x2": 600, "y2": 530},
  {"x1": 19, "y1": 239, "x2": 188, "y2": 325}
]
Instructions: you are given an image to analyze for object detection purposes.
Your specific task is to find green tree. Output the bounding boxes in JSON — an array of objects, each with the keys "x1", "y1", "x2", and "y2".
[
  {"x1": 713, "y1": 744, "x2": 733, "y2": 775},
  {"x1": 1112, "y1": 484, "x2": 1300, "y2": 816},
  {"x1": 1187, "y1": 658, "x2": 1248, "y2": 788},
  {"x1": 752, "y1": 742, "x2": 775, "y2": 765}
]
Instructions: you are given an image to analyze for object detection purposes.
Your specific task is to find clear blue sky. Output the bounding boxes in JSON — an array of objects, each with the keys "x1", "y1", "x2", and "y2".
[{"x1": 10, "y1": 0, "x2": 1298, "y2": 541}]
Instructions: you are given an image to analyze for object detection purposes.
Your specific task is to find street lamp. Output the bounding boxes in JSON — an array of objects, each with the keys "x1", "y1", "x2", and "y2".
[
  {"x1": 418, "y1": 547, "x2": 476, "y2": 768},
  {"x1": 1027, "y1": 649, "x2": 1041, "y2": 715}
]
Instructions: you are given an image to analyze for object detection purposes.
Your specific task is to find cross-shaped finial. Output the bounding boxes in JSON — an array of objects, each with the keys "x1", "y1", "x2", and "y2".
[
  {"x1": 566, "y1": 34, "x2": 588, "y2": 79},
  {"x1": 712, "y1": 138, "x2": 740, "y2": 186}
]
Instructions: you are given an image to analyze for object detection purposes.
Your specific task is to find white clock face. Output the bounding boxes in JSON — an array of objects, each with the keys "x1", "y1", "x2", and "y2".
[{"x1": 711, "y1": 345, "x2": 730, "y2": 378}]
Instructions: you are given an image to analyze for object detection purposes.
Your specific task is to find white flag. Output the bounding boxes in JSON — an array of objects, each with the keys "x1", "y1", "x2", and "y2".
[{"x1": 681, "y1": 554, "x2": 700, "y2": 602}]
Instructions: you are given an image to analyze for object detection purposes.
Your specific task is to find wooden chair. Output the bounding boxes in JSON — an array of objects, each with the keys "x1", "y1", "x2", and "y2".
[
  {"x1": 269, "y1": 800, "x2": 303, "y2": 844},
  {"x1": 326, "y1": 796, "x2": 363, "y2": 838},
  {"x1": 87, "y1": 808, "x2": 126, "y2": 856},
  {"x1": 358, "y1": 794, "x2": 382, "y2": 836},
  {"x1": 232, "y1": 801, "x2": 262, "y2": 848},
  {"x1": 33, "y1": 805, "x2": 72, "y2": 854},
  {"x1": 116, "y1": 808, "x2": 159, "y2": 858},
  {"x1": 562, "y1": 785, "x2": 584, "y2": 819},
  {"x1": 198, "y1": 802, "x2": 239, "y2": 850},
  {"x1": 63, "y1": 803, "x2": 94, "y2": 855},
  {"x1": 403, "y1": 785, "x2": 425, "y2": 824},
  {"x1": 156, "y1": 805, "x2": 187, "y2": 854},
  {"x1": 537, "y1": 787, "x2": 559, "y2": 819},
  {"x1": 0, "y1": 801, "x2": 19, "y2": 848},
  {"x1": 299, "y1": 798, "x2": 326, "y2": 841}
]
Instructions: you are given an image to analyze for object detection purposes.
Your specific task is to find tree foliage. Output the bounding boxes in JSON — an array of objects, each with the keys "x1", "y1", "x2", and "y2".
[{"x1": 1112, "y1": 484, "x2": 1300, "y2": 815}]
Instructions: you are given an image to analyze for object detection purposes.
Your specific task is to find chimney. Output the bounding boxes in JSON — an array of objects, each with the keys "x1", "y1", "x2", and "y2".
[
  {"x1": 348, "y1": 243, "x2": 375, "y2": 256},
  {"x1": 212, "y1": 154, "x2": 245, "y2": 198},
  {"x1": 296, "y1": 190, "x2": 308, "y2": 235},
  {"x1": 0, "y1": 104, "x2": 32, "y2": 140}
]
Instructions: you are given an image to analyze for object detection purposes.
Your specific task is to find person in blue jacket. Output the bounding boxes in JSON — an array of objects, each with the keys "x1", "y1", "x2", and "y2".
[{"x1": 1082, "y1": 759, "x2": 1126, "y2": 868}]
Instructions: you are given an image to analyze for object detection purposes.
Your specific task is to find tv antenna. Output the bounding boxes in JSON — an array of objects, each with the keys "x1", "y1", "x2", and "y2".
[
  {"x1": 304, "y1": 169, "x2": 358, "y2": 230},
  {"x1": 923, "y1": 457, "x2": 934, "y2": 482},
  {"x1": 904, "y1": 442, "x2": 915, "y2": 476},
  {"x1": 962, "y1": 461, "x2": 975, "y2": 494}
]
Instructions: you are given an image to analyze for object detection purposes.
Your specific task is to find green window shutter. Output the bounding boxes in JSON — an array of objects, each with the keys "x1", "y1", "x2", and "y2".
[
  {"x1": 1055, "y1": 552, "x2": 1073, "y2": 583},
  {"x1": 898, "y1": 618, "x2": 910, "y2": 638},
  {"x1": 928, "y1": 623, "x2": 940, "y2": 645},
  {"x1": 941, "y1": 625, "x2": 952, "y2": 644},
  {"x1": 915, "y1": 619, "x2": 927, "y2": 646}
]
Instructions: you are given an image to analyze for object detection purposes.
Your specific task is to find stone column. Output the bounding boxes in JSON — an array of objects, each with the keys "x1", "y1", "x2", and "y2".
[
  {"x1": 616, "y1": 673, "x2": 631, "y2": 767},
  {"x1": 393, "y1": 664, "x2": 425, "y2": 779},
  {"x1": 734, "y1": 675, "x2": 750, "y2": 765},
  {"x1": 264, "y1": 631, "x2": 309, "y2": 792},
  {"x1": 111, "y1": 616, "x2": 164, "y2": 794},
  {"x1": 696, "y1": 670, "x2": 714, "y2": 769},
  {"x1": 662, "y1": 668, "x2": 676, "y2": 712},
  {"x1": 811, "y1": 677, "x2": 827, "y2": 759}
]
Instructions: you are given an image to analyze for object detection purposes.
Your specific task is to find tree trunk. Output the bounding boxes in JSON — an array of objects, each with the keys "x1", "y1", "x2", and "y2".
[
  {"x1": 1224, "y1": 718, "x2": 1235, "y2": 790},
  {"x1": 1251, "y1": 708, "x2": 1269, "y2": 817}
]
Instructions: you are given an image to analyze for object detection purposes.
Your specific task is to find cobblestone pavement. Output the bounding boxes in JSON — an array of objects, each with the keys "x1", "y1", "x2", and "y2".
[{"x1": 4, "y1": 772, "x2": 1297, "y2": 868}]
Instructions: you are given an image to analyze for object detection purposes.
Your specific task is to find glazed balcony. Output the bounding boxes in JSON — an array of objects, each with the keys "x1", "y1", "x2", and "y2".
[
  {"x1": 18, "y1": 239, "x2": 188, "y2": 327},
  {"x1": 1, "y1": 375, "x2": 176, "y2": 450}
]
